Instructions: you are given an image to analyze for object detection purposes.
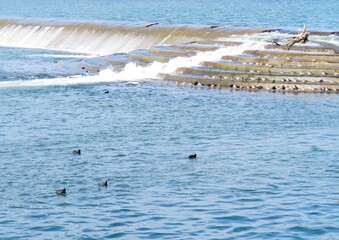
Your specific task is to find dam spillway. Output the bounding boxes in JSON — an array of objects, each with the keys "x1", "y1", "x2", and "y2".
[{"x1": 0, "y1": 19, "x2": 261, "y2": 54}]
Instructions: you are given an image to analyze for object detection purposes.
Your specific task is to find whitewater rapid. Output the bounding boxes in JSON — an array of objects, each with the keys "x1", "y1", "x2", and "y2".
[{"x1": 0, "y1": 38, "x2": 268, "y2": 88}]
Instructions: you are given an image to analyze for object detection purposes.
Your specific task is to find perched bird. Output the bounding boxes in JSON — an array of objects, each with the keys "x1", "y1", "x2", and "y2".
[
  {"x1": 188, "y1": 154, "x2": 197, "y2": 159},
  {"x1": 56, "y1": 188, "x2": 66, "y2": 195},
  {"x1": 73, "y1": 149, "x2": 81, "y2": 155},
  {"x1": 98, "y1": 181, "x2": 108, "y2": 187}
]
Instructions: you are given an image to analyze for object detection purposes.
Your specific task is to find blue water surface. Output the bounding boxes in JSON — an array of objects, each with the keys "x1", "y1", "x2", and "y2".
[
  {"x1": 0, "y1": 82, "x2": 338, "y2": 239},
  {"x1": 0, "y1": 0, "x2": 338, "y2": 30},
  {"x1": 0, "y1": 47, "x2": 87, "y2": 81}
]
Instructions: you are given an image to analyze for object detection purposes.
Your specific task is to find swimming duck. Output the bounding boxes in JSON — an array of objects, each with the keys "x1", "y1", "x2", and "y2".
[
  {"x1": 98, "y1": 181, "x2": 108, "y2": 187},
  {"x1": 73, "y1": 149, "x2": 81, "y2": 155},
  {"x1": 56, "y1": 188, "x2": 66, "y2": 195},
  {"x1": 188, "y1": 154, "x2": 197, "y2": 159}
]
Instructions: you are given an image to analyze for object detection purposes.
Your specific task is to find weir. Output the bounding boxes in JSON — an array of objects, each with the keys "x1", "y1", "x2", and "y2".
[
  {"x1": 0, "y1": 18, "x2": 338, "y2": 93},
  {"x1": 0, "y1": 19, "x2": 263, "y2": 54}
]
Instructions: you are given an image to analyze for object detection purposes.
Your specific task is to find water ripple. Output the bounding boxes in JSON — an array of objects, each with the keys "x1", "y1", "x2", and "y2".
[{"x1": 0, "y1": 83, "x2": 338, "y2": 239}]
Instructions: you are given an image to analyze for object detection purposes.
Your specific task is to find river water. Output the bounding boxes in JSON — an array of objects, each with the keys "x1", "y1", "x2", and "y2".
[{"x1": 0, "y1": 0, "x2": 338, "y2": 239}]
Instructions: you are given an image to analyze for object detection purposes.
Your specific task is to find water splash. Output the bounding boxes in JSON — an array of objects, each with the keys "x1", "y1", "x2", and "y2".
[
  {"x1": 99, "y1": 40, "x2": 268, "y2": 81},
  {"x1": 0, "y1": 39, "x2": 268, "y2": 88},
  {"x1": 309, "y1": 35, "x2": 339, "y2": 46}
]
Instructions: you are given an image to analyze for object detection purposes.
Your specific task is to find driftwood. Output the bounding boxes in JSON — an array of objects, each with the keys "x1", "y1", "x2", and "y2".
[
  {"x1": 273, "y1": 24, "x2": 309, "y2": 50},
  {"x1": 145, "y1": 23, "x2": 159, "y2": 28}
]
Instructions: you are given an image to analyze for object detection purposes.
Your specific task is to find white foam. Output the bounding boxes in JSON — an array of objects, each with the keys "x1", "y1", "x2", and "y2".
[
  {"x1": 309, "y1": 35, "x2": 339, "y2": 47},
  {"x1": 96, "y1": 39, "x2": 267, "y2": 81},
  {"x1": 0, "y1": 75, "x2": 108, "y2": 87},
  {"x1": 31, "y1": 54, "x2": 97, "y2": 59}
]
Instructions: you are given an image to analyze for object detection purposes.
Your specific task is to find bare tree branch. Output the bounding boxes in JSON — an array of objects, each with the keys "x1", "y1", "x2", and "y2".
[{"x1": 282, "y1": 24, "x2": 309, "y2": 50}]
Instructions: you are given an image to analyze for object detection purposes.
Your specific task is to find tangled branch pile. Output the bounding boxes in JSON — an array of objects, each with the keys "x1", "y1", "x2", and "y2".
[{"x1": 274, "y1": 24, "x2": 309, "y2": 50}]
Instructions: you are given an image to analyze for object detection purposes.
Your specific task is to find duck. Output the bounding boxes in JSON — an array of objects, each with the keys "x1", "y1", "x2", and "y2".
[
  {"x1": 98, "y1": 181, "x2": 108, "y2": 187},
  {"x1": 73, "y1": 149, "x2": 81, "y2": 155},
  {"x1": 188, "y1": 154, "x2": 197, "y2": 159},
  {"x1": 56, "y1": 188, "x2": 66, "y2": 195}
]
